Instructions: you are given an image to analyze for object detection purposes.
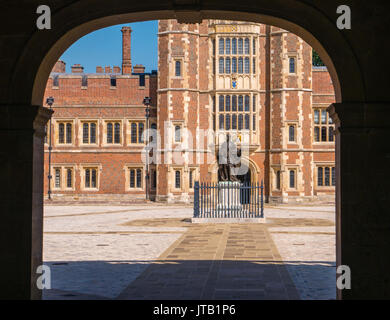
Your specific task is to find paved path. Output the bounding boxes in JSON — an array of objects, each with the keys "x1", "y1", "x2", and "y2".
[{"x1": 43, "y1": 204, "x2": 335, "y2": 300}]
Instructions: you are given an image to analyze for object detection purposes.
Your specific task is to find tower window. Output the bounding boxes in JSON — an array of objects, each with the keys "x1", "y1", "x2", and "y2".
[
  {"x1": 175, "y1": 170, "x2": 181, "y2": 189},
  {"x1": 289, "y1": 170, "x2": 296, "y2": 189},
  {"x1": 219, "y1": 38, "x2": 224, "y2": 54},
  {"x1": 175, "y1": 61, "x2": 181, "y2": 77},
  {"x1": 110, "y1": 75, "x2": 117, "y2": 87},
  {"x1": 289, "y1": 57, "x2": 296, "y2": 73},
  {"x1": 219, "y1": 58, "x2": 224, "y2": 74},
  {"x1": 289, "y1": 125, "x2": 296, "y2": 142}
]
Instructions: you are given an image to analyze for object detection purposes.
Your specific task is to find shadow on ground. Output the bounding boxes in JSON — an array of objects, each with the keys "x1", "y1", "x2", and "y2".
[{"x1": 43, "y1": 260, "x2": 335, "y2": 300}]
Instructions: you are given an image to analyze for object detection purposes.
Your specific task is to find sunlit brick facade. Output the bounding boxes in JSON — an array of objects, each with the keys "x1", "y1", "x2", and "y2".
[{"x1": 43, "y1": 20, "x2": 335, "y2": 203}]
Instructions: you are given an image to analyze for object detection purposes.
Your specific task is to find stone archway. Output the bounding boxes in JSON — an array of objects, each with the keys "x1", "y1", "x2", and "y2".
[{"x1": 2, "y1": 1, "x2": 390, "y2": 300}]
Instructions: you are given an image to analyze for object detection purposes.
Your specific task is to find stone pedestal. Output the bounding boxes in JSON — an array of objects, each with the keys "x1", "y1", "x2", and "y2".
[{"x1": 217, "y1": 181, "x2": 242, "y2": 216}]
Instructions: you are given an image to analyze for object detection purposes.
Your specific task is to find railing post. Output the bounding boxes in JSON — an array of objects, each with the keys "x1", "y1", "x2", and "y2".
[
  {"x1": 194, "y1": 181, "x2": 199, "y2": 217},
  {"x1": 261, "y1": 180, "x2": 264, "y2": 218}
]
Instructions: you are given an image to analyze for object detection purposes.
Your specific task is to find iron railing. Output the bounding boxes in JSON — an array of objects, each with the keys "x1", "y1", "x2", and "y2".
[{"x1": 193, "y1": 181, "x2": 264, "y2": 218}]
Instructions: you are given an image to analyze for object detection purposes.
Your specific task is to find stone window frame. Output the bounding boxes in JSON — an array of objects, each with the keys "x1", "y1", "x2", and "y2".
[
  {"x1": 312, "y1": 107, "x2": 335, "y2": 144},
  {"x1": 103, "y1": 119, "x2": 123, "y2": 146},
  {"x1": 79, "y1": 119, "x2": 99, "y2": 146},
  {"x1": 285, "y1": 120, "x2": 300, "y2": 145},
  {"x1": 285, "y1": 52, "x2": 300, "y2": 75},
  {"x1": 285, "y1": 165, "x2": 300, "y2": 191},
  {"x1": 127, "y1": 119, "x2": 146, "y2": 145},
  {"x1": 55, "y1": 119, "x2": 74, "y2": 146},
  {"x1": 171, "y1": 121, "x2": 184, "y2": 144},
  {"x1": 80, "y1": 164, "x2": 101, "y2": 191},
  {"x1": 52, "y1": 165, "x2": 77, "y2": 191},
  {"x1": 172, "y1": 167, "x2": 184, "y2": 191},
  {"x1": 314, "y1": 162, "x2": 336, "y2": 189},
  {"x1": 172, "y1": 56, "x2": 184, "y2": 79},
  {"x1": 124, "y1": 164, "x2": 144, "y2": 191}
]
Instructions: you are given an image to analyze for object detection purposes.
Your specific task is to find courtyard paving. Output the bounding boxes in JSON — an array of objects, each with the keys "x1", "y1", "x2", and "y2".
[{"x1": 42, "y1": 203, "x2": 336, "y2": 300}]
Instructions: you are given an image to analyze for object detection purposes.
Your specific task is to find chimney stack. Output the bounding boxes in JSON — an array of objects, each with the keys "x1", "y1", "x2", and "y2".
[
  {"x1": 52, "y1": 60, "x2": 66, "y2": 73},
  {"x1": 105, "y1": 66, "x2": 112, "y2": 74},
  {"x1": 71, "y1": 64, "x2": 84, "y2": 73},
  {"x1": 121, "y1": 26, "x2": 132, "y2": 74},
  {"x1": 133, "y1": 64, "x2": 145, "y2": 73},
  {"x1": 96, "y1": 66, "x2": 103, "y2": 73}
]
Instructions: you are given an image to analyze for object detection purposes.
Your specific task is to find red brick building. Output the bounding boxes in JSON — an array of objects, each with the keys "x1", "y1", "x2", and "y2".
[{"x1": 43, "y1": 20, "x2": 335, "y2": 203}]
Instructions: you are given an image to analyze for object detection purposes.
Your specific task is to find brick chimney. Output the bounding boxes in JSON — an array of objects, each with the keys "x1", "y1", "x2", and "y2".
[
  {"x1": 113, "y1": 66, "x2": 121, "y2": 73},
  {"x1": 121, "y1": 26, "x2": 132, "y2": 74},
  {"x1": 52, "y1": 60, "x2": 66, "y2": 73},
  {"x1": 133, "y1": 64, "x2": 145, "y2": 73},
  {"x1": 96, "y1": 66, "x2": 103, "y2": 73},
  {"x1": 71, "y1": 64, "x2": 84, "y2": 73},
  {"x1": 105, "y1": 66, "x2": 112, "y2": 74}
]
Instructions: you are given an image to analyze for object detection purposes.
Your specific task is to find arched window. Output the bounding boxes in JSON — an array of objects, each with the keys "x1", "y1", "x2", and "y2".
[
  {"x1": 212, "y1": 39, "x2": 215, "y2": 55},
  {"x1": 244, "y1": 38, "x2": 250, "y2": 54},
  {"x1": 83, "y1": 123, "x2": 89, "y2": 143},
  {"x1": 90, "y1": 123, "x2": 96, "y2": 143},
  {"x1": 114, "y1": 123, "x2": 120, "y2": 143},
  {"x1": 232, "y1": 114, "x2": 237, "y2": 129},
  {"x1": 85, "y1": 169, "x2": 90, "y2": 188},
  {"x1": 238, "y1": 57, "x2": 243, "y2": 74},
  {"x1": 232, "y1": 57, "x2": 237, "y2": 73},
  {"x1": 175, "y1": 170, "x2": 181, "y2": 189},
  {"x1": 219, "y1": 38, "x2": 224, "y2": 54},
  {"x1": 244, "y1": 95, "x2": 250, "y2": 111},
  {"x1": 232, "y1": 95, "x2": 237, "y2": 111},
  {"x1": 289, "y1": 125, "x2": 295, "y2": 142},
  {"x1": 238, "y1": 114, "x2": 243, "y2": 130},
  {"x1": 225, "y1": 57, "x2": 231, "y2": 74},
  {"x1": 253, "y1": 38, "x2": 256, "y2": 54},
  {"x1": 131, "y1": 123, "x2": 137, "y2": 143},
  {"x1": 253, "y1": 95, "x2": 256, "y2": 111},
  {"x1": 238, "y1": 38, "x2": 243, "y2": 54},
  {"x1": 66, "y1": 169, "x2": 72, "y2": 188},
  {"x1": 253, "y1": 115, "x2": 256, "y2": 131},
  {"x1": 219, "y1": 58, "x2": 224, "y2": 74},
  {"x1": 314, "y1": 127, "x2": 320, "y2": 142},
  {"x1": 130, "y1": 169, "x2": 135, "y2": 188},
  {"x1": 238, "y1": 95, "x2": 243, "y2": 111},
  {"x1": 59, "y1": 123, "x2": 64, "y2": 143},
  {"x1": 225, "y1": 114, "x2": 231, "y2": 130},
  {"x1": 245, "y1": 114, "x2": 250, "y2": 130},
  {"x1": 219, "y1": 95, "x2": 224, "y2": 112},
  {"x1": 332, "y1": 167, "x2": 336, "y2": 186},
  {"x1": 136, "y1": 169, "x2": 142, "y2": 188},
  {"x1": 232, "y1": 38, "x2": 237, "y2": 54},
  {"x1": 321, "y1": 127, "x2": 327, "y2": 141},
  {"x1": 138, "y1": 122, "x2": 144, "y2": 143},
  {"x1": 66, "y1": 123, "x2": 72, "y2": 144},
  {"x1": 253, "y1": 58, "x2": 256, "y2": 74},
  {"x1": 276, "y1": 170, "x2": 281, "y2": 190},
  {"x1": 318, "y1": 167, "x2": 323, "y2": 186},
  {"x1": 225, "y1": 38, "x2": 230, "y2": 54},
  {"x1": 325, "y1": 167, "x2": 330, "y2": 186},
  {"x1": 219, "y1": 114, "x2": 224, "y2": 130},
  {"x1": 244, "y1": 57, "x2": 250, "y2": 73},
  {"x1": 175, "y1": 61, "x2": 181, "y2": 77},
  {"x1": 289, "y1": 57, "x2": 295, "y2": 73},
  {"x1": 107, "y1": 123, "x2": 113, "y2": 143},
  {"x1": 174, "y1": 125, "x2": 181, "y2": 142},
  {"x1": 225, "y1": 95, "x2": 231, "y2": 111},
  {"x1": 289, "y1": 170, "x2": 295, "y2": 188}
]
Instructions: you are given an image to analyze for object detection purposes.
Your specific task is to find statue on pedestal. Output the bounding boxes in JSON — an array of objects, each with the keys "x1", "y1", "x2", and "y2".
[{"x1": 217, "y1": 134, "x2": 241, "y2": 182}]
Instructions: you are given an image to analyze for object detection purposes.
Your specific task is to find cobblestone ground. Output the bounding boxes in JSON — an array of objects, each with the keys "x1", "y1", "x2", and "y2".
[{"x1": 42, "y1": 203, "x2": 335, "y2": 300}]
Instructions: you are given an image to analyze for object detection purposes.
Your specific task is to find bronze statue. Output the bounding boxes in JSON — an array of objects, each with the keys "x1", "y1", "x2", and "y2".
[{"x1": 217, "y1": 134, "x2": 241, "y2": 182}]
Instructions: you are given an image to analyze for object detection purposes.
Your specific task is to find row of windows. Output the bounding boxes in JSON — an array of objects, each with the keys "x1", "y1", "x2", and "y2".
[
  {"x1": 49, "y1": 121, "x2": 157, "y2": 145},
  {"x1": 218, "y1": 57, "x2": 255, "y2": 74},
  {"x1": 216, "y1": 38, "x2": 255, "y2": 55},
  {"x1": 52, "y1": 167, "x2": 194, "y2": 191},
  {"x1": 216, "y1": 95, "x2": 256, "y2": 112},
  {"x1": 52, "y1": 75, "x2": 146, "y2": 88},
  {"x1": 274, "y1": 166, "x2": 335, "y2": 190},
  {"x1": 218, "y1": 114, "x2": 255, "y2": 130}
]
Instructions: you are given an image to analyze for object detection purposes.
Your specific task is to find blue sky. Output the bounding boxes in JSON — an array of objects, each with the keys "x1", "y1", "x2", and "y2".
[{"x1": 60, "y1": 20, "x2": 158, "y2": 74}]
